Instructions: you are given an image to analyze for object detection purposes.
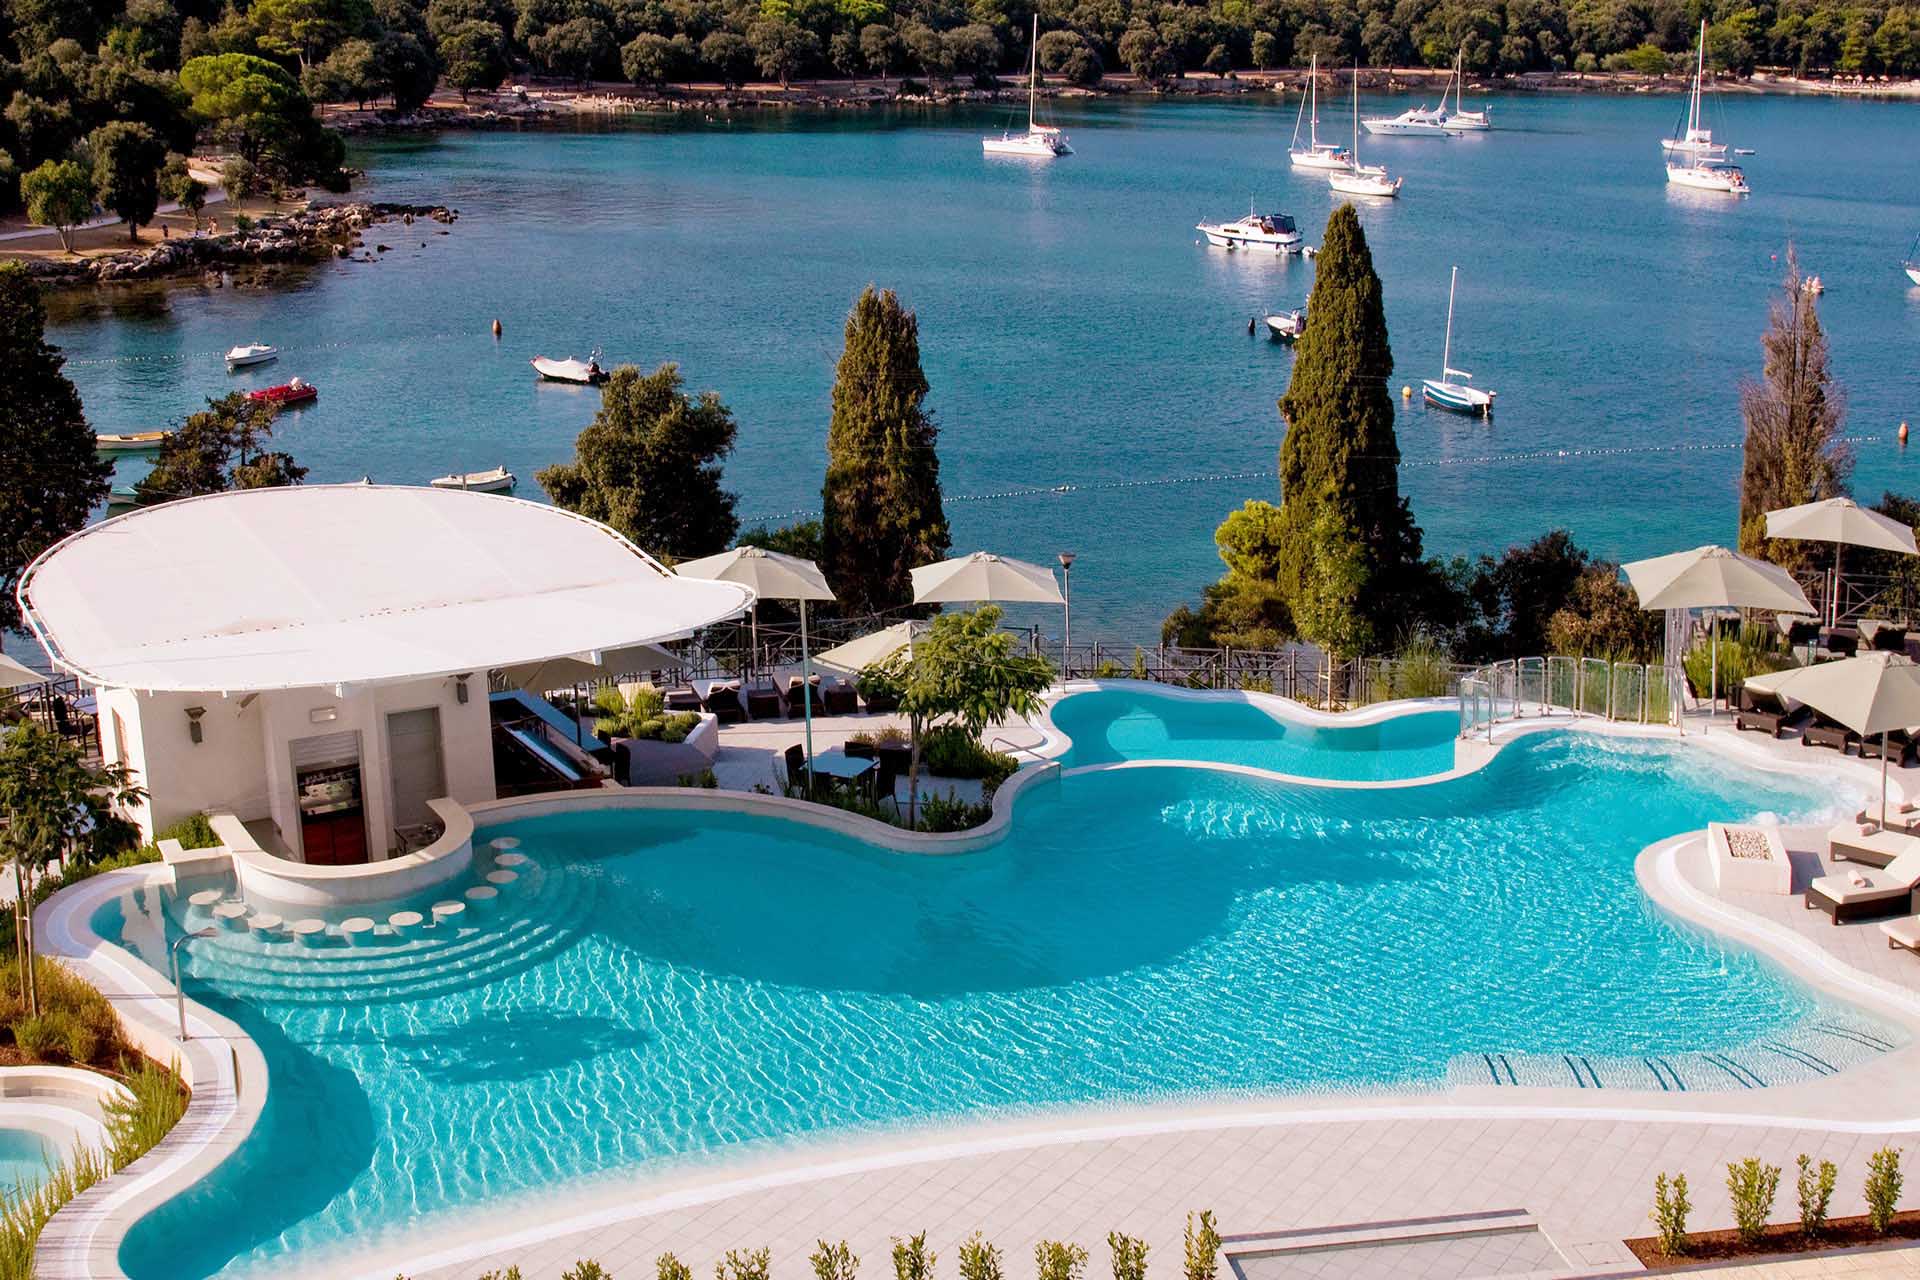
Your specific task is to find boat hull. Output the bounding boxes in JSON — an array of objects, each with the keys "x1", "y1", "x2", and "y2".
[
  {"x1": 225, "y1": 351, "x2": 277, "y2": 369},
  {"x1": 1905, "y1": 264, "x2": 1920, "y2": 287},
  {"x1": 1327, "y1": 172, "x2": 1402, "y2": 197},
  {"x1": 1289, "y1": 150, "x2": 1352, "y2": 171},
  {"x1": 1198, "y1": 228, "x2": 1303, "y2": 252},
  {"x1": 431, "y1": 471, "x2": 516, "y2": 493},
  {"x1": 531, "y1": 358, "x2": 608, "y2": 385},
  {"x1": 1444, "y1": 113, "x2": 1491, "y2": 131},
  {"x1": 1265, "y1": 314, "x2": 1306, "y2": 341},
  {"x1": 1422, "y1": 380, "x2": 1494, "y2": 414},
  {"x1": 1665, "y1": 165, "x2": 1748, "y2": 194},
  {"x1": 982, "y1": 136, "x2": 1070, "y2": 157},
  {"x1": 1361, "y1": 118, "x2": 1450, "y2": 136},
  {"x1": 93, "y1": 432, "x2": 169, "y2": 454}
]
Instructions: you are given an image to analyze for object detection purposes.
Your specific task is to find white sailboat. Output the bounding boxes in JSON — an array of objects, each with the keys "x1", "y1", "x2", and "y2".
[
  {"x1": 1289, "y1": 55, "x2": 1353, "y2": 171},
  {"x1": 1661, "y1": 21, "x2": 1728, "y2": 158},
  {"x1": 1329, "y1": 66, "x2": 1404, "y2": 197},
  {"x1": 1440, "y1": 50, "x2": 1491, "y2": 130},
  {"x1": 1666, "y1": 153, "x2": 1749, "y2": 193},
  {"x1": 983, "y1": 17, "x2": 1071, "y2": 158},
  {"x1": 1196, "y1": 203, "x2": 1303, "y2": 252},
  {"x1": 1903, "y1": 234, "x2": 1920, "y2": 286},
  {"x1": 1421, "y1": 267, "x2": 1495, "y2": 416}
]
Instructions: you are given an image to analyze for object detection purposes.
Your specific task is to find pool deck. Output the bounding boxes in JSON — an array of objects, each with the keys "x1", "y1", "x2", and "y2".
[{"x1": 353, "y1": 711, "x2": 1920, "y2": 1280}]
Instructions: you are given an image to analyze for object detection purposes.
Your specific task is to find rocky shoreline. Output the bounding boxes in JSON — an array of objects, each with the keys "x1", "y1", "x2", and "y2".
[{"x1": 18, "y1": 202, "x2": 458, "y2": 288}]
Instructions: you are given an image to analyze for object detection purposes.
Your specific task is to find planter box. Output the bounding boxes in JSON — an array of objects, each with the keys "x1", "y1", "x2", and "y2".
[
  {"x1": 1709, "y1": 821, "x2": 1791, "y2": 895},
  {"x1": 613, "y1": 714, "x2": 719, "y2": 785}
]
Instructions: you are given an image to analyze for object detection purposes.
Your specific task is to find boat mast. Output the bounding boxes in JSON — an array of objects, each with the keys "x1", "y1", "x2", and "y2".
[
  {"x1": 1441, "y1": 266, "x2": 1457, "y2": 379},
  {"x1": 1310, "y1": 54, "x2": 1320, "y2": 145},
  {"x1": 1351, "y1": 61, "x2": 1360, "y2": 163},
  {"x1": 1291, "y1": 56, "x2": 1310, "y2": 150},
  {"x1": 1690, "y1": 19, "x2": 1705, "y2": 135},
  {"x1": 1027, "y1": 14, "x2": 1039, "y2": 131}
]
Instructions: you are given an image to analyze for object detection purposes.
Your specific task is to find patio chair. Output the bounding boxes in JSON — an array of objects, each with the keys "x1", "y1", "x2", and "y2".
[
  {"x1": 781, "y1": 742, "x2": 811, "y2": 798},
  {"x1": 860, "y1": 685, "x2": 900, "y2": 714},
  {"x1": 870, "y1": 757, "x2": 900, "y2": 814},
  {"x1": 1777, "y1": 614, "x2": 1820, "y2": 649},
  {"x1": 1868, "y1": 622, "x2": 1909, "y2": 653},
  {"x1": 1819, "y1": 627, "x2": 1859, "y2": 658},
  {"x1": 822, "y1": 677, "x2": 859, "y2": 715},
  {"x1": 1859, "y1": 729, "x2": 1920, "y2": 767},
  {"x1": 1802, "y1": 712, "x2": 1861, "y2": 754},
  {"x1": 1735, "y1": 687, "x2": 1811, "y2": 739},
  {"x1": 1806, "y1": 849, "x2": 1920, "y2": 924},
  {"x1": 785, "y1": 674, "x2": 821, "y2": 718},
  {"x1": 703, "y1": 681, "x2": 747, "y2": 724},
  {"x1": 1829, "y1": 820, "x2": 1920, "y2": 868},
  {"x1": 662, "y1": 685, "x2": 702, "y2": 712},
  {"x1": 745, "y1": 679, "x2": 784, "y2": 720}
]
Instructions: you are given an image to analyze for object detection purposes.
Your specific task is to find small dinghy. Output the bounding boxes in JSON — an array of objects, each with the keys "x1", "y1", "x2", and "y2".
[
  {"x1": 94, "y1": 430, "x2": 170, "y2": 454},
  {"x1": 531, "y1": 352, "x2": 608, "y2": 385},
  {"x1": 246, "y1": 377, "x2": 318, "y2": 406},
  {"x1": 430, "y1": 465, "x2": 516, "y2": 493},
  {"x1": 106, "y1": 486, "x2": 139, "y2": 512},
  {"x1": 1265, "y1": 309, "x2": 1308, "y2": 342},
  {"x1": 225, "y1": 342, "x2": 278, "y2": 369}
]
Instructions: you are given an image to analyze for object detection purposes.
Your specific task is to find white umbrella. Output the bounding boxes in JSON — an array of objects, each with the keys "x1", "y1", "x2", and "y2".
[
  {"x1": 677, "y1": 545, "x2": 836, "y2": 767},
  {"x1": 812, "y1": 622, "x2": 918, "y2": 678},
  {"x1": 0, "y1": 653, "x2": 45, "y2": 691},
  {"x1": 1623, "y1": 545, "x2": 1815, "y2": 715},
  {"x1": 1747, "y1": 652, "x2": 1920, "y2": 826},
  {"x1": 1765, "y1": 497, "x2": 1919, "y2": 626},
  {"x1": 495, "y1": 642, "x2": 683, "y2": 694},
  {"x1": 911, "y1": 552, "x2": 1064, "y2": 605}
]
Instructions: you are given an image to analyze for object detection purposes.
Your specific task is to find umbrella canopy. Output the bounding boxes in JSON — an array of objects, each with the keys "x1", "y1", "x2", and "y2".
[
  {"x1": 495, "y1": 642, "x2": 683, "y2": 692},
  {"x1": 0, "y1": 652, "x2": 46, "y2": 690},
  {"x1": 676, "y1": 545, "x2": 835, "y2": 602},
  {"x1": 811, "y1": 622, "x2": 918, "y2": 677},
  {"x1": 1765, "y1": 498, "x2": 1919, "y2": 556},
  {"x1": 911, "y1": 552, "x2": 1064, "y2": 605},
  {"x1": 1623, "y1": 545, "x2": 1815, "y2": 614},
  {"x1": 1746, "y1": 652, "x2": 1920, "y2": 825}
]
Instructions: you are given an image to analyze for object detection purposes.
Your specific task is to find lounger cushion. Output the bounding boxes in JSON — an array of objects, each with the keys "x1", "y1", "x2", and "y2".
[
  {"x1": 1828, "y1": 823, "x2": 1920, "y2": 868},
  {"x1": 1810, "y1": 872, "x2": 1908, "y2": 904},
  {"x1": 1882, "y1": 916, "x2": 1920, "y2": 949}
]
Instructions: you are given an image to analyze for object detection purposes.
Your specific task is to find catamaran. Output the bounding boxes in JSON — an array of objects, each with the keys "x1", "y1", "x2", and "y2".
[
  {"x1": 1439, "y1": 50, "x2": 1490, "y2": 130},
  {"x1": 1329, "y1": 66, "x2": 1404, "y2": 197},
  {"x1": 983, "y1": 16, "x2": 1071, "y2": 158},
  {"x1": 1289, "y1": 55, "x2": 1353, "y2": 170},
  {"x1": 1421, "y1": 267, "x2": 1494, "y2": 416},
  {"x1": 1196, "y1": 204, "x2": 1303, "y2": 252},
  {"x1": 1903, "y1": 234, "x2": 1920, "y2": 286},
  {"x1": 1662, "y1": 21, "x2": 1729, "y2": 158}
]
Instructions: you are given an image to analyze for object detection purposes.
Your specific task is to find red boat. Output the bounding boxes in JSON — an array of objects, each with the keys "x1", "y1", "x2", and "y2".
[{"x1": 247, "y1": 378, "x2": 318, "y2": 406}]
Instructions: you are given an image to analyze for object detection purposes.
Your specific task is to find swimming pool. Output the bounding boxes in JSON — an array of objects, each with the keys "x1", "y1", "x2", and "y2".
[
  {"x1": 98, "y1": 730, "x2": 1875, "y2": 1278},
  {"x1": 1045, "y1": 686, "x2": 1461, "y2": 779},
  {"x1": 0, "y1": 1129, "x2": 52, "y2": 1193}
]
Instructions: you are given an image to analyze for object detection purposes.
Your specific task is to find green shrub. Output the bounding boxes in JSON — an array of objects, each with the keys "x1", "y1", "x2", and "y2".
[
  {"x1": 917, "y1": 792, "x2": 994, "y2": 833},
  {"x1": 1107, "y1": 1233, "x2": 1147, "y2": 1280},
  {"x1": 1796, "y1": 1154, "x2": 1836, "y2": 1238},
  {"x1": 921, "y1": 725, "x2": 1017, "y2": 790},
  {"x1": 1130, "y1": 648, "x2": 1148, "y2": 679},
  {"x1": 1866, "y1": 1147, "x2": 1904, "y2": 1233},
  {"x1": 892, "y1": 1232, "x2": 935, "y2": 1280},
  {"x1": 813, "y1": 1240, "x2": 858, "y2": 1280},
  {"x1": 958, "y1": 1234, "x2": 1003, "y2": 1280},
  {"x1": 1651, "y1": 1171, "x2": 1690, "y2": 1255},
  {"x1": 9, "y1": 1014, "x2": 63, "y2": 1061},
  {"x1": 593, "y1": 685, "x2": 673, "y2": 737},
  {"x1": 717, "y1": 1249, "x2": 771, "y2": 1280},
  {"x1": 1727, "y1": 1158, "x2": 1780, "y2": 1244},
  {"x1": 675, "y1": 769, "x2": 718, "y2": 788},
  {"x1": 1183, "y1": 1210, "x2": 1219, "y2": 1280},
  {"x1": 563, "y1": 1264, "x2": 612, "y2": 1280},
  {"x1": 478, "y1": 1269, "x2": 524, "y2": 1280},
  {"x1": 1, "y1": 957, "x2": 122, "y2": 1064},
  {"x1": 1034, "y1": 1242, "x2": 1085, "y2": 1280},
  {"x1": 658, "y1": 1256, "x2": 691, "y2": 1280},
  {"x1": 104, "y1": 1056, "x2": 189, "y2": 1167}
]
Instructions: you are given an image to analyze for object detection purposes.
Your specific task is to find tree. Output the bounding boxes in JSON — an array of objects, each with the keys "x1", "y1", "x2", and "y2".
[
  {"x1": 1546, "y1": 567, "x2": 1662, "y2": 660},
  {"x1": 0, "y1": 723, "x2": 144, "y2": 1014},
  {"x1": 5, "y1": 92, "x2": 78, "y2": 167},
  {"x1": 530, "y1": 16, "x2": 614, "y2": 83},
  {"x1": 623, "y1": 31, "x2": 678, "y2": 85},
  {"x1": 20, "y1": 160, "x2": 93, "y2": 252},
  {"x1": 308, "y1": 37, "x2": 383, "y2": 105},
  {"x1": 944, "y1": 23, "x2": 1002, "y2": 83},
  {"x1": 377, "y1": 30, "x2": 441, "y2": 111},
  {"x1": 136, "y1": 392, "x2": 304, "y2": 504},
  {"x1": 0, "y1": 264, "x2": 111, "y2": 633},
  {"x1": 250, "y1": 0, "x2": 374, "y2": 69},
  {"x1": 860, "y1": 23, "x2": 899, "y2": 80},
  {"x1": 748, "y1": 18, "x2": 820, "y2": 87},
  {"x1": 160, "y1": 152, "x2": 207, "y2": 228},
  {"x1": 858, "y1": 606, "x2": 1052, "y2": 825},
  {"x1": 179, "y1": 53, "x2": 312, "y2": 164},
  {"x1": 221, "y1": 154, "x2": 259, "y2": 200},
  {"x1": 442, "y1": 20, "x2": 510, "y2": 97},
  {"x1": 88, "y1": 120, "x2": 167, "y2": 241},
  {"x1": 701, "y1": 30, "x2": 753, "y2": 85},
  {"x1": 1118, "y1": 25, "x2": 1175, "y2": 82},
  {"x1": 820, "y1": 286, "x2": 950, "y2": 615},
  {"x1": 1737, "y1": 248, "x2": 1851, "y2": 567},
  {"x1": 536, "y1": 362, "x2": 740, "y2": 561}
]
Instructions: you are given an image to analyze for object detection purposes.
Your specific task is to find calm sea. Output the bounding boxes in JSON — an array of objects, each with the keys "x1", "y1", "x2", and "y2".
[{"x1": 49, "y1": 91, "x2": 1920, "y2": 640}]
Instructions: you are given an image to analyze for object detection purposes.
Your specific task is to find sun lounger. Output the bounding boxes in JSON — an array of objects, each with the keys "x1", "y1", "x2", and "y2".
[
  {"x1": 1802, "y1": 714, "x2": 1861, "y2": 753},
  {"x1": 1882, "y1": 915, "x2": 1920, "y2": 954},
  {"x1": 662, "y1": 685, "x2": 702, "y2": 712},
  {"x1": 1828, "y1": 821, "x2": 1920, "y2": 868},
  {"x1": 1819, "y1": 627, "x2": 1859, "y2": 658},
  {"x1": 822, "y1": 677, "x2": 859, "y2": 715},
  {"x1": 860, "y1": 684, "x2": 899, "y2": 713},
  {"x1": 785, "y1": 675, "x2": 821, "y2": 717},
  {"x1": 1735, "y1": 687, "x2": 1811, "y2": 739},
  {"x1": 1859, "y1": 730, "x2": 1919, "y2": 766},
  {"x1": 703, "y1": 681, "x2": 747, "y2": 724},
  {"x1": 1805, "y1": 849, "x2": 1920, "y2": 923}
]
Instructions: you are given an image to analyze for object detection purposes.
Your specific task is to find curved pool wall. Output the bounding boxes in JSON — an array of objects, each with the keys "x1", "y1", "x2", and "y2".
[{"x1": 43, "y1": 692, "x2": 1902, "y2": 1279}]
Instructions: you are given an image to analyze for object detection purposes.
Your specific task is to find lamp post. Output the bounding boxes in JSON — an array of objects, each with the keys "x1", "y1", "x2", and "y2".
[
  {"x1": 1057, "y1": 552, "x2": 1076, "y2": 672},
  {"x1": 171, "y1": 927, "x2": 216, "y2": 1040}
]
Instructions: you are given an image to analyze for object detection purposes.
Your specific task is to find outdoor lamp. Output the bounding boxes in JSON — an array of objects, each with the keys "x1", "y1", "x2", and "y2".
[
  {"x1": 455, "y1": 673, "x2": 471, "y2": 704},
  {"x1": 185, "y1": 706, "x2": 205, "y2": 745}
]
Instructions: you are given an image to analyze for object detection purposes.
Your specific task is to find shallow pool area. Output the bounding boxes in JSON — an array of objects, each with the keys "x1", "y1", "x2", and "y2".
[
  {"x1": 0, "y1": 1128, "x2": 53, "y2": 1194},
  {"x1": 96, "y1": 729, "x2": 1883, "y2": 1278},
  {"x1": 1046, "y1": 687, "x2": 1461, "y2": 780}
]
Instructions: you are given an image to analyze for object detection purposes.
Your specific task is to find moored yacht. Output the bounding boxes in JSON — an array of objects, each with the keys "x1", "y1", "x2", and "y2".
[
  {"x1": 1661, "y1": 21, "x2": 1731, "y2": 158},
  {"x1": 1265, "y1": 307, "x2": 1308, "y2": 341},
  {"x1": 1666, "y1": 155, "x2": 1749, "y2": 194},
  {"x1": 1289, "y1": 55, "x2": 1353, "y2": 171},
  {"x1": 983, "y1": 17, "x2": 1071, "y2": 158},
  {"x1": 1362, "y1": 105, "x2": 1451, "y2": 137},
  {"x1": 1328, "y1": 68, "x2": 1403, "y2": 197},
  {"x1": 1439, "y1": 51, "x2": 1490, "y2": 130},
  {"x1": 1196, "y1": 206, "x2": 1302, "y2": 252},
  {"x1": 1903, "y1": 234, "x2": 1920, "y2": 286},
  {"x1": 1421, "y1": 266, "x2": 1495, "y2": 416}
]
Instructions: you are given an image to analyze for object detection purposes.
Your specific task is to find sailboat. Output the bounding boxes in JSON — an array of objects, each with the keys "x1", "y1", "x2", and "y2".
[
  {"x1": 1661, "y1": 21, "x2": 1728, "y2": 157},
  {"x1": 1421, "y1": 267, "x2": 1494, "y2": 415},
  {"x1": 1903, "y1": 234, "x2": 1920, "y2": 286},
  {"x1": 1328, "y1": 66, "x2": 1404, "y2": 197},
  {"x1": 1289, "y1": 55, "x2": 1353, "y2": 170},
  {"x1": 983, "y1": 16, "x2": 1072, "y2": 158},
  {"x1": 1440, "y1": 50, "x2": 1491, "y2": 130}
]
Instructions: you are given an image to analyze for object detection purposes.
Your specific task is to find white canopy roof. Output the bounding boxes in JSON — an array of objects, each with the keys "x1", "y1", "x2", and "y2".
[{"x1": 18, "y1": 485, "x2": 755, "y2": 694}]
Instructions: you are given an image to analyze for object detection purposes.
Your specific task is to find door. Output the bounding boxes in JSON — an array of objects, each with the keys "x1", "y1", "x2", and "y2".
[{"x1": 386, "y1": 707, "x2": 446, "y2": 839}]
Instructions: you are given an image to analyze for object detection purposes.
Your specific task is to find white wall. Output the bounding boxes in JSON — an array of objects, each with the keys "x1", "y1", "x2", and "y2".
[{"x1": 108, "y1": 688, "x2": 270, "y2": 838}]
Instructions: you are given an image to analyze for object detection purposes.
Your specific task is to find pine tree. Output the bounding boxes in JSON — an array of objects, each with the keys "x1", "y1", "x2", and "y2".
[
  {"x1": 1272, "y1": 202, "x2": 1423, "y2": 653},
  {"x1": 1737, "y1": 247, "x2": 1850, "y2": 567},
  {"x1": 537, "y1": 362, "x2": 739, "y2": 561},
  {"x1": 0, "y1": 263, "x2": 110, "y2": 634},
  {"x1": 821, "y1": 286, "x2": 950, "y2": 615}
]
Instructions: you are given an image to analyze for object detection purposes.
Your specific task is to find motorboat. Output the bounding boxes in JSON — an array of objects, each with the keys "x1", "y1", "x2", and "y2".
[
  {"x1": 106, "y1": 486, "x2": 138, "y2": 512},
  {"x1": 1362, "y1": 106, "x2": 1452, "y2": 137},
  {"x1": 1439, "y1": 51, "x2": 1490, "y2": 130},
  {"x1": 1661, "y1": 22, "x2": 1733, "y2": 159},
  {"x1": 430, "y1": 466, "x2": 516, "y2": 493},
  {"x1": 1665, "y1": 156, "x2": 1749, "y2": 194},
  {"x1": 1265, "y1": 308, "x2": 1308, "y2": 342},
  {"x1": 1420, "y1": 266, "x2": 1495, "y2": 416},
  {"x1": 246, "y1": 377, "x2": 318, "y2": 405},
  {"x1": 93, "y1": 430, "x2": 169, "y2": 454},
  {"x1": 1289, "y1": 56, "x2": 1353, "y2": 171},
  {"x1": 1329, "y1": 67, "x2": 1403, "y2": 197},
  {"x1": 531, "y1": 353, "x2": 608, "y2": 385},
  {"x1": 984, "y1": 16, "x2": 1072, "y2": 158},
  {"x1": 1197, "y1": 206, "x2": 1302, "y2": 253},
  {"x1": 1802, "y1": 275, "x2": 1825, "y2": 295},
  {"x1": 225, "y1": 342, "x2": 278, "y2": 369}
]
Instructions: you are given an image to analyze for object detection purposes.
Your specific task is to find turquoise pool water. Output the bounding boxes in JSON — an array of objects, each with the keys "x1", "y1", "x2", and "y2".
[
  {"x1": 0, "y1": 1130, "x2": 52, "y2": 1193},
  {"x1": 1048, "y1": 687, "x2": 1459, "y2": 779},
  {"x1": 101, "y1": 732, "x2": 1870, "y2": 1277}
]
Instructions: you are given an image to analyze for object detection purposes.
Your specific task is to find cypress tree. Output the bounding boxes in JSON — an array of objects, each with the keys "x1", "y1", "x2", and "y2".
[
  {"x1": 821, "y1": 286, "x2": 950, "y2": 615},
  {"x1": 0, "y1": 262, "x2": 110, "y2": 634},
  {"x1": 1273, "y1": 203, "x2": 1423, "y2": 653}
]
